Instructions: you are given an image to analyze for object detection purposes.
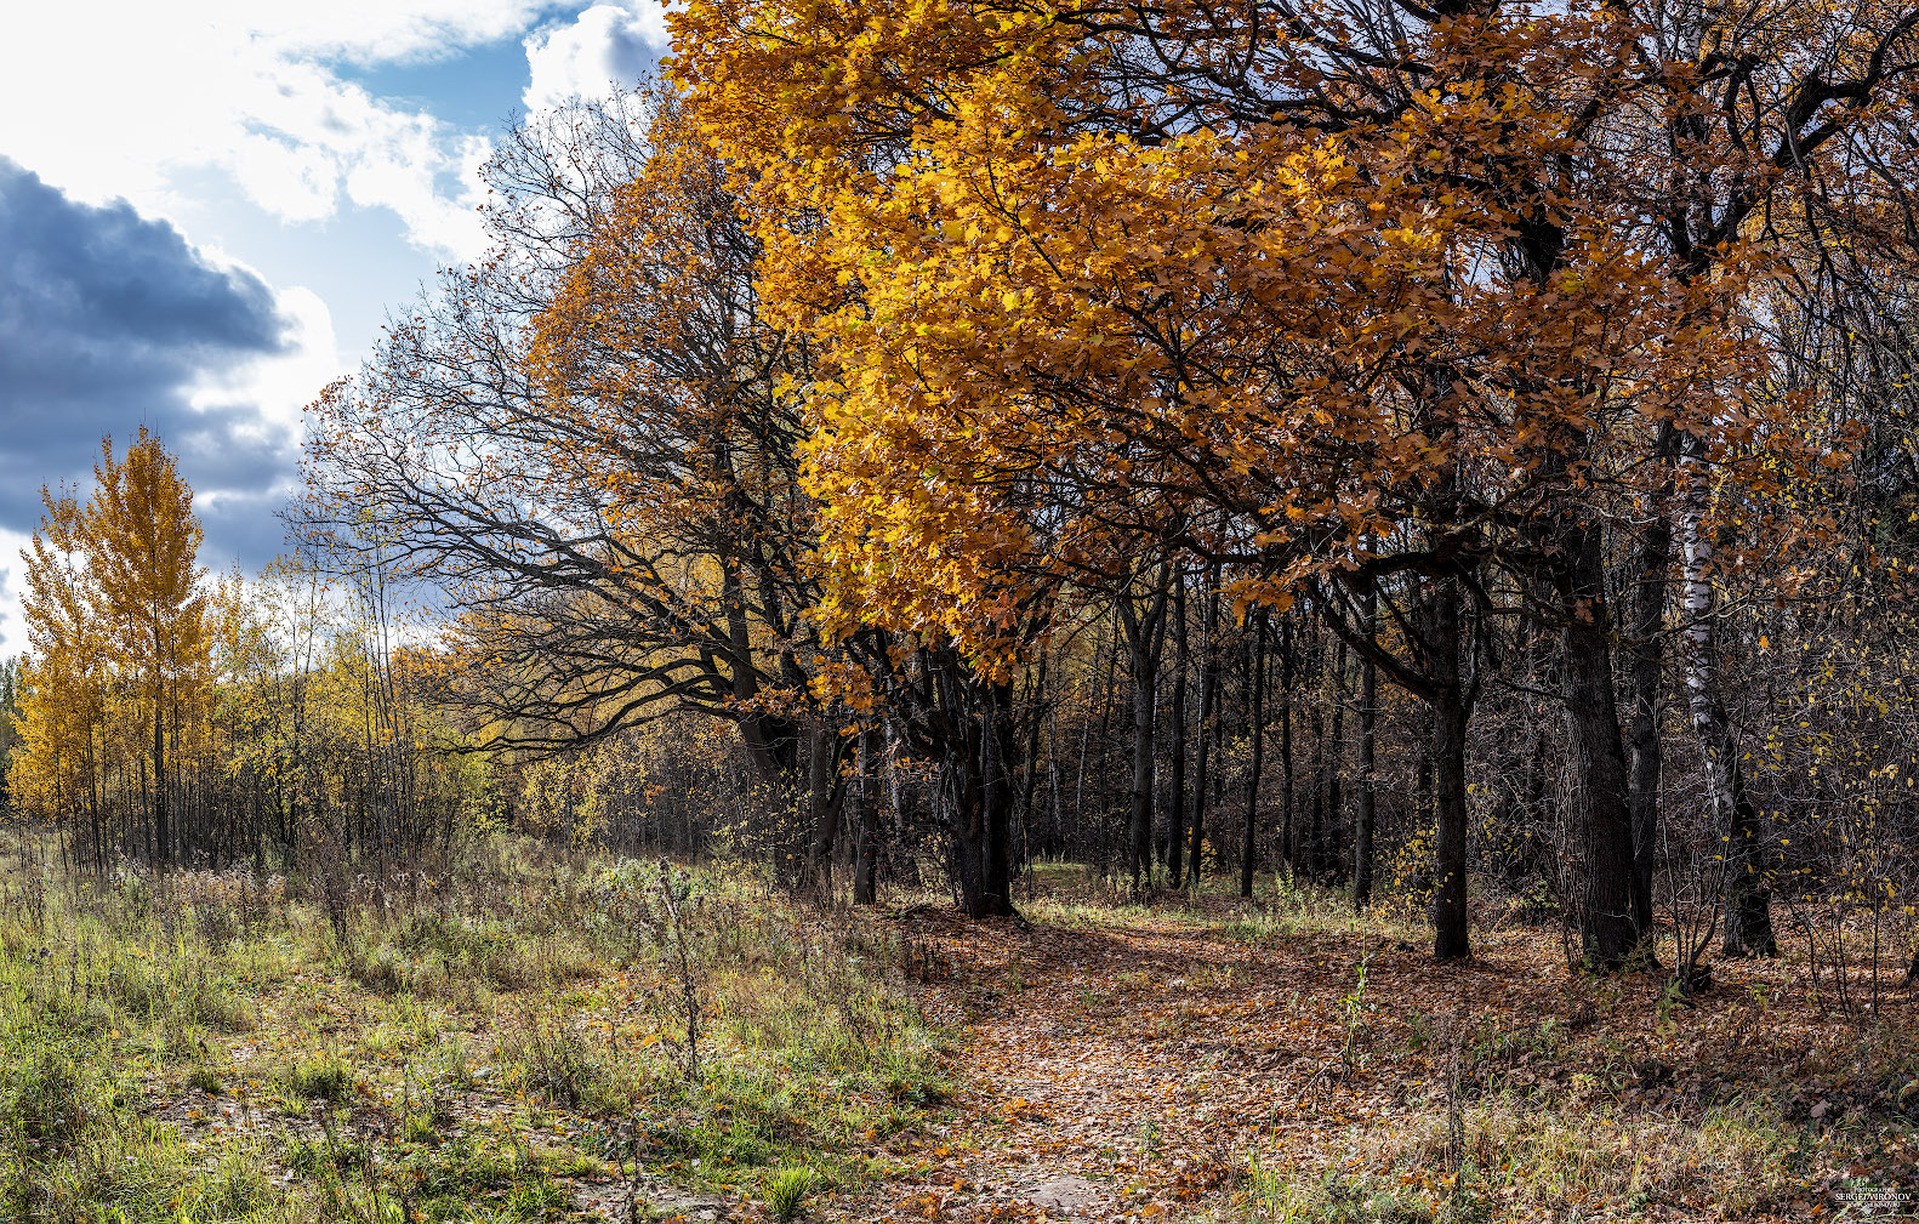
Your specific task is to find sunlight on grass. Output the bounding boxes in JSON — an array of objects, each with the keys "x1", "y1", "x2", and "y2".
[{"x1": 0, "y1": 834, "x2": 947, "y2": 1220}]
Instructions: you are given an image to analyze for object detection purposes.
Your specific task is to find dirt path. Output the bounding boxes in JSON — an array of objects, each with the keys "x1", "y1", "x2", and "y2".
[
  {"x1": 740, "y1": 895, "x2": 1876, "y2": 1224},
  {"x1": 832, "y1": 905, "x2": 1449, "y2": 1223}
]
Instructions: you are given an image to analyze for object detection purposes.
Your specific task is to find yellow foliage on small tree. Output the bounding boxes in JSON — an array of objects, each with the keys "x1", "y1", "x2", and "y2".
[{"x1": 9, "y1": 428, "x2": 210, "y2": 864}]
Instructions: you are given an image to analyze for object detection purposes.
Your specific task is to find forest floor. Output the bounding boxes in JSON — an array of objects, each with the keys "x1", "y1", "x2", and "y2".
[
  {"x1": 828, "y1": 863, "x2": 1919, "y2": 1223},
  {"x1": 0, "y1": 841, "x2": 1913, "y2": 1223}
]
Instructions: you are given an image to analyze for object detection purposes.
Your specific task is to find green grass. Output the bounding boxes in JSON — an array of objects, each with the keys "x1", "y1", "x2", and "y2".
[{"x1": 0, "y1": 834, "x2": 948, "y2": 1221}]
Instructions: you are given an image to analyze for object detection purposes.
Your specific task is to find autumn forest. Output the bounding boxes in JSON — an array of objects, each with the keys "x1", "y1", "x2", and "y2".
[{"x1": 3, "y1": 0, "x2": 1919, "y2": 1220}]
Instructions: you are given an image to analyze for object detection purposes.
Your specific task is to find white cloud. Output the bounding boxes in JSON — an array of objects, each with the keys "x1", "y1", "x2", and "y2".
[
  {"x1": 188, "y1": 284, "x2": 341, "y2": 440},
  {"x1": 0, "y1": 1, "x2": 666, "y2": 656},
  {"x1": 524, "y1": 2, "x2": 670, "y2": 114},
  {"x1": 0, "y1": 1, "x2": 549, "y2": 265},
  {"x1": 0, "y1": 531, "x2": 28, "y2": 659}
]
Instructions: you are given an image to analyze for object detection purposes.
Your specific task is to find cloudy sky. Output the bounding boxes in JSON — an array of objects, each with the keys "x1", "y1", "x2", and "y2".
[{"x1": 0, "y1": 1, "x2": 672, "y2": 654}]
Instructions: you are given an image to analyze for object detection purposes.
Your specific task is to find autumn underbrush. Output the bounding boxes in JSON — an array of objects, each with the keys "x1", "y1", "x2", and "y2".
[
  {"x1": 1017, "y1": 858, "x2": 1423, "y2": 946},
  {"x1": 0, "y1": 832, "x2": 947, "y2": 1222},
  {"x1": 1221, "y1": 921, "x2": 1919, "y2": 1223}
]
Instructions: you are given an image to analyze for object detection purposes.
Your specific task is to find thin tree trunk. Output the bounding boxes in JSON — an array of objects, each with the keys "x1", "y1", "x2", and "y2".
[
  {"x1": 1355, "y1": 582, "x2": 1378, "y2": 909},
  {"x1": 1187, "y1": 579, "x2": 1220, "y2": 884},
  {"x1": 1166, "y1": 572, "x2": 1189, "y2": 888},
  {"x1": 853, "y1": 725, "x2": 882, "y2": 905},
  {"x1": 1678, "y1": 433, "x2": 1776, "y2": 957},
  {"x1": 1091, "y1": 619, "x2": 1119, "y2": 869},
  {"x1": 1323, "y1": 639, "x2": 1347, "y2": 882},
  {"x1": 1626, "y1": 426, "x2": 1677, "y2": 939},
  {"x1": 1239, "y1": 611, "x2": 1269, "y2": 898},
  {"x1": 1431, "y1": 577, "x2": 1471, "y2": 961},
  {"x1": 153, "y1": 688, "x2": 169, "y2": 866},
  {"x1": 1306, "y1": 693, "x2": 1325, "y2": 881},
  {"x1": 1017, "y1": 655, "x2": 1048, "y2": 875},
  {"x1": 1278, "y1": 618, "x2": 1296, "y2": 875},
  {"x1": 1118, "y1": 567, "x2": 1170, "y2": 892}
]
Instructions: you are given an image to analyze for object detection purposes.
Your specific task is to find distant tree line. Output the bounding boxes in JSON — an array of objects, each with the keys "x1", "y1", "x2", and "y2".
[{"x1": 8, "y1": 431, "x2": 487, "y2": 874}]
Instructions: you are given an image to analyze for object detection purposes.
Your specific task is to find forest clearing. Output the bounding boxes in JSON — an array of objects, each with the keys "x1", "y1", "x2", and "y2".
[
  {"x1": 0, "y1": 838, "x2": 1910, "y2": 1223},
  {"x1": 6, "y1": 0, "x2": 1919, "y2": 1220}
]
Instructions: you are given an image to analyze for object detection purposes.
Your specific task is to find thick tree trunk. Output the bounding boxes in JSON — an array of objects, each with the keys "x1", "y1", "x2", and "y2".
[
  {"x1": 1678, "y1": 434, "x2": 1776, "y2": 957},
  {"x1": 943, "y1": 672, "x2": 1018, "y2": 919},
  {"x1": 802, "y1": 719, "x2": 847, "y2": 896},
  {"x1": 1556, "y1": 518, "x2": 1642, "y2": 969},
  {"x1": 1354, "y1": 584, "x2": 1378, "y2": 909}
]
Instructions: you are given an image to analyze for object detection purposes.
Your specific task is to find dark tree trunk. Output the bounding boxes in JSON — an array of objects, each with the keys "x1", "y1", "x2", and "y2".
[
  {"x1": 1354, "y1": 583, "x2": 1378, "y2": 909},
  {"x1": 1430, "y1": 578, "x2": 1471, "y2": 961},
  {"x1": 1018, "y1": 655, "x2": 1047, "y2": 877},
  {"x1": 1306, "y1": 674, "x2": 1325, "y2": 880},
  {"x1": 1323, "y1": 639, "x2": 1347, "y2": 883},
  {"x1": 1119, "y1": 568, "x2": 1171, "y2": 892},
  {"x1": 853, "y1": 725, "x2": 882, "y2": 905},
  {"x1": 802, "y1": 719, "x2": 847, "y2": 896},
  {"x1": 1626, "y1": 435, "x2": 1675, "y2": 939},
  {"x1": 1091, "y1": 620, "x2": 1119, "y2": 867},
  {"x1": 1239, "y1": 612, "x2": 1269, "y2": 898},
  {"x1": 1278, "y1": 618, "x2": 1296, "y2": 874},
  {"x1": 1166, "y1": 572, "x2": 1189, "y2": 888},
  {"x1": 945, "y1": 674, "x2": 1018, "y2": 919},
  {"x1": 1556, "y1": 519, "x2": 1642, "y2": 969},
  {"x1": 153, "y1": 699, "x2": 170, "y2": 866},
  {"x1": 1721, "y1": 786, "x2": 1778, "y2": 957},
  {"x1": 1187, "y1": 578, "x2": 1220, "y2": 884}
]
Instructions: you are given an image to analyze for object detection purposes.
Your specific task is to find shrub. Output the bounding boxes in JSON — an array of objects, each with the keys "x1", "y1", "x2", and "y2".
[{"x1": 765, "y1": 1165, "x2": 818, "y2": 1220}]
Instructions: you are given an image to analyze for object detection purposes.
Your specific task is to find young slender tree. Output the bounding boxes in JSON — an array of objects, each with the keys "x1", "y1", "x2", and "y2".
[
  {"x1": 11, "y1": 430, "x2": 209, "y2": 865},
  {"x1": 87, "y1": 428, "x2": 210, "y2": 864}
]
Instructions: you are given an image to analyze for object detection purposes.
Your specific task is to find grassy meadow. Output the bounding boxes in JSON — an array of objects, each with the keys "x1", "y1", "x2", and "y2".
[{"x1": 0, "y1": 835, "x2": 945, "y2": 1222}]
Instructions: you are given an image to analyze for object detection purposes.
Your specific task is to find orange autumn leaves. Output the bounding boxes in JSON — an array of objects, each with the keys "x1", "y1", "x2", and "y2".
[{"x1": 665, "y1": 0, "x2": 1794, "y2": 672}]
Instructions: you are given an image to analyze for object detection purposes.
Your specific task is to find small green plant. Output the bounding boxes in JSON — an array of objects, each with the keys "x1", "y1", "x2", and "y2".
[
  {"x1": 766, "y1": 1165, "x2": 818, "y2": 1220},
  {"x1": 1244, "y1": 1151, "x2": 1298, "y2": 1220},
  {"x1": 279, "y1": 1052, "x2": 353, "y2": 1105},
  {"x1": 506, "y1": 1017, "x2": 606, "y2": 1111},
  {"x1": 1340, "y1": 955, "x2": 1375, "y2": 1072},
  {"x1": 0, "y1": 1037, "x2": 93, "y2": 1153},
  {"x1": 186, "y1": 1062, "x2": 224, "y2": 1095}
]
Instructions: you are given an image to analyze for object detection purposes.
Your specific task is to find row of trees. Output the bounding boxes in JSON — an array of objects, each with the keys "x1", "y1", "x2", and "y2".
[
  {"x1": 293, "y1": 0, "x2": 1919, "y2": 974},
  {"x1": 14, "y1": 0, "x2": 1919, "y2": 984}
]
